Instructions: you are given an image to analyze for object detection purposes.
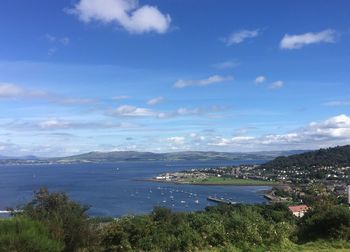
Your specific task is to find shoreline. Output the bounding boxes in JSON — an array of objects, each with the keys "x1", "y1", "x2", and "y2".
[{"x1": 141, "y1": 178, "x2": 279, "y2": 187}]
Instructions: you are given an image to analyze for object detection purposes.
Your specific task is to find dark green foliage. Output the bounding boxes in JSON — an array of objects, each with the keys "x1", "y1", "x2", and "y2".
[
  {"x1": 261, "y1": 145, "x2": 350, "y2": 171},
  {"x1": 301, "y1": 183, "x2": 340, "y2": 208},
  {"x1": 0, "y1": 217, "x2": 64, "y2": 252},
  {"x1": 101, "y1": 204, "x2": 295, "y2": 251},
  {"x1": 4, "y1": 188, "x2": 350, "y2": 251},
  {"x1": 274, "y1": 188, "x2": 291, "y2": 198},
  {"x1": 298, "y1": 205, "x2": 350, "y2": 242},
  {"x1": 20, "y1": 188, "x2": 98, "y2": 252}
]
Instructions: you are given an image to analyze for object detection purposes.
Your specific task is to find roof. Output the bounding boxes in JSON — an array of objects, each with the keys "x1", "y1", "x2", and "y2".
[{"x1": 288, "y1": 205, "x2": 309, "y2": 212}]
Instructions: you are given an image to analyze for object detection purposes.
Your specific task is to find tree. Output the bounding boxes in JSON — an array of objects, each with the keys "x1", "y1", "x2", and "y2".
[
  {"x1": 298, "y1": 205, "x2": 350, "y2": 242},
  {"x1": 21, "y1": 187, "x2": 98, "y2": 252}
]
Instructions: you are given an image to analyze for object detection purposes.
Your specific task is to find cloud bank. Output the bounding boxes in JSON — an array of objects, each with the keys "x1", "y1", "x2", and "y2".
[{"x1": 167, "y1": 114, "x2": 350, "y2": 151}]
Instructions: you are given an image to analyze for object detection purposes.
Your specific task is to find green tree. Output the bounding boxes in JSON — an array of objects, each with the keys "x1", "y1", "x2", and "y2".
[
  {"x1": 298, "y1": 205, "x2": 350, "y2": 242},
  {"x1": 21, "y1": 187, "x2": 98, "y2": 252}
]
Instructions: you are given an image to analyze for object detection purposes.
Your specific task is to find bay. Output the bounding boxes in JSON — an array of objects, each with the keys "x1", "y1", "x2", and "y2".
[{"x1": 0, "y1": 160, "x2": 270, "y2": 217}]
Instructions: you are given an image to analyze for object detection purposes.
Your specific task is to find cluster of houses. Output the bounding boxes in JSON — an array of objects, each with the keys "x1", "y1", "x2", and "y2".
[
  {"x1": 257, "y1": 165, "x2": 350, "y2": 184},
  {"x1": 154, "y1": 165, "x2": 350, "y2": 219},
  {"x1": 154, "y1": 171, "x2": 209, "y2": 183}
]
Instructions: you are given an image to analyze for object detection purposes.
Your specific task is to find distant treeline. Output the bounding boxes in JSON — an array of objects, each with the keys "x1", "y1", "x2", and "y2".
[
  {"x1": 261, "y1": 145, "x2": 350, "y2": 171},
  {"x1": 1, "y1": 188, "x2": 350, "y2": 251}
]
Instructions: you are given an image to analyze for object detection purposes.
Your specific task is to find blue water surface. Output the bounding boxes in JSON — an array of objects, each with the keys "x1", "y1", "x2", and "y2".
[{"x1": 0, "y1": 160, "x2": 270, "y2": 217}]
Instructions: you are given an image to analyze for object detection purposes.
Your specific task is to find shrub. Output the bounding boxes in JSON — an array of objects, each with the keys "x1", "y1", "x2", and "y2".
[
  {"x1": 298, "y1": 205, "x2": 350, "y2": 242},
  {"x1": 21, "y1": 187, "x2": 99, "y2": 252},
  {"x1": 0, "y1": 217, "x2": 64, "y2": 252}
]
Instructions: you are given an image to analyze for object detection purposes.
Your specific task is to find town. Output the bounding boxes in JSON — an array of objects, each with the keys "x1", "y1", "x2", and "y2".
[{"x1": 154, "y1": 161, "x2": 350, "y2": 206}]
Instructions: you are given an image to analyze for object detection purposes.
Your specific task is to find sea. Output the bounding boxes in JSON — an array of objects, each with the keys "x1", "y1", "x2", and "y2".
[{"x1": 0, "y1": 160, "x2": 270, "y2": 217}]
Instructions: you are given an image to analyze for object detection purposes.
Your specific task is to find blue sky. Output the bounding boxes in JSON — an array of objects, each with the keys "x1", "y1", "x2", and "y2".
[{"x1": 0, "y1": 0, "x2": 350, "y2": 157}]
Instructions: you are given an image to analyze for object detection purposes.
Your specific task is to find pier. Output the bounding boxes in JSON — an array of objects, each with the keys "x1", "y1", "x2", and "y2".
[{"x1": 207, "y1": 196, "x2": 237, "y2": 205}]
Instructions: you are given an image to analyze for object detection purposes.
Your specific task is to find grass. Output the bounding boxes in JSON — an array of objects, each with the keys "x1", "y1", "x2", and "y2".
[
  {"x1": 207, "y1": 240, "x2": 350, "y2": 252},
  {"x1": 183, "y1": 176, "x2": 278, "y2": 186}
]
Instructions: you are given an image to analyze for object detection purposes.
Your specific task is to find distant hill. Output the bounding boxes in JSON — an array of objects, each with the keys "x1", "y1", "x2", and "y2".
[
  {"x1": 48, "y1": 150, "x2": 307, "y2": 163},
  {"x1": 260, "y1": 145, "x2": 350, "y2": 171},
  {"x1": 0, "y1": 155, "x2": 39, "y2": 160},
  {"x1": 0, "y1": 150, "x2": 308, "y2": 165}
]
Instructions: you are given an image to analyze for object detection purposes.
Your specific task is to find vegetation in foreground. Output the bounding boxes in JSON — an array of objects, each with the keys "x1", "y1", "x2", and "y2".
[{"x1": 1, "y1": 188, "x2": 350, "y2": 251}]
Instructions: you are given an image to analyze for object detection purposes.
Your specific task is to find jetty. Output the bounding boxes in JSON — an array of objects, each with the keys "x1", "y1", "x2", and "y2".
[
  {"x1": 207, "y1": 196, "x2": 237, "y2": 205},
  {"x1": 263, "y1": 194, "x2": 289, "y2": 203}
]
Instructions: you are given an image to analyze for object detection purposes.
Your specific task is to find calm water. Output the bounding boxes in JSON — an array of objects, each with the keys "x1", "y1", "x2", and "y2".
[{"x1": 0, "y1": 160, "x2": 270, "y2": 217}]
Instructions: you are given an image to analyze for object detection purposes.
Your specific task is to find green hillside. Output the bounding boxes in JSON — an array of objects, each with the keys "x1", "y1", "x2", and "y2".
[{"x1": 261, "y1": 145, "x2": 350, "y2": 171}]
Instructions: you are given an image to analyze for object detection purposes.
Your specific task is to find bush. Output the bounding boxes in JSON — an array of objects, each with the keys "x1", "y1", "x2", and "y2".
[
  {"x1": 298, "y1": 205, "x2": 350, "y2": 242},
  {"x1": 20, "y1": 187, "x2": 99, "y2": 252},
  {"x1": 0, "y1": 217, "x2": 63, "y2": 252},
  {"x1": 100, "y1": 204, "x2": 296, "y2": 251}
]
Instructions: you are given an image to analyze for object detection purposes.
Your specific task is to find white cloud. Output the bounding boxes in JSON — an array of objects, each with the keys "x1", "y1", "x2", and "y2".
[
  {"x1": 4, "y1": 115, "x2": 350, "y2": 155},
  {"x1": 166, "y1": 136, "x2": 185, "y2": 145},
  {"x1": 205, "y1": 114, "x2": 350, "y2": 150},
  {"x1": 60, "y1": 37, "x2": 70, "y2": 46},
  {"x1": 269, "y1": 80, "x2": 284, "y2": 89},
  {"x1": 58, "y1": 97, "x2": 95, "y2": 105},
  {"x1": 307, "y1": 114, "x2": 350, "y2": 139},
  {"x1": 255, "y1": 76, "x2": 266, "y2": 84},
  {"x1": 156, "y1": 107, "x2": 202, "y2": 119},
  {"x1": 0, "y1": 83, "x2": 26, "y2": 97},
  {"x1": 323, "y1": 100, "x2": 350, "y2": 107},
  {"x1": 110, "y1": 105, "x2": 155, "y2": 117},
  {"x1": 6, "y1": 119, "x2": 138, "y2": 131},
  {"x1": 109, "y1": 105, "x2": 225, "y2": 119},
  {"x1": 224, "y1": 29, "x2": 259, "y2": 46},
  {"x1": 174, "y1": 75, "x2": 233, "y2": 88},
  {"x1": 209, "y1": 136, "x2": 257, "y2": 147},
  {"x1": 0, "y1": 83, "x2": 95, "y2": 105},
  {"x1": 45, "y1": 34, "x2": 70, "y2": 45},
  {"x1": 113, "y1": 95, "x2": 130, "y2": 100},
  {"x1": 0, "y1": 83, "x2": 48, "y2": 98},
  {"x1": 213, "y1": 60, "x2": 240, "y2": 69},
  {"x1": 67, "y1": 0, "x2": 171, "y2": 34},
  {"x1": 147, "y1": 96, "x2": 164, "y2": 105},
  {"x1": 280, "y1": 29, "x2": 337, "y2": 49},
  {"x1": 48, "y1": 47, "x2": 57, "y2": 56}
]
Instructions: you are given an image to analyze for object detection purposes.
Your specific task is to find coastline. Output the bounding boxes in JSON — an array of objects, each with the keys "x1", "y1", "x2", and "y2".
[{"x1": 142, "y1": 178, "x2": 279, "y2": 187}]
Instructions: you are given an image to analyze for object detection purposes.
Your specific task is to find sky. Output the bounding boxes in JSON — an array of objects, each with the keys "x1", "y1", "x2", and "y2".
[{"x1": 0, "y1": 0, "x2": 350, "y2": 157}]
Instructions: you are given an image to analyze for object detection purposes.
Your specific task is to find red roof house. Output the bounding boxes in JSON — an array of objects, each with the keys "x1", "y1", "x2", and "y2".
[{"x1": 288, "y1": 205, "x2": 309, "y2": 218}]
